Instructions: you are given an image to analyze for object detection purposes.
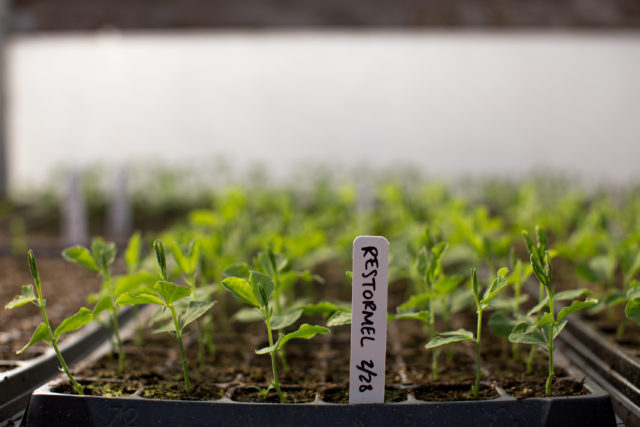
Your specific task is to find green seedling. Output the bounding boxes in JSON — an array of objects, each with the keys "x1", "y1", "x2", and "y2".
[
  {"x1": 117, "y1": 240, "x2": 215, "y2": 394},
  {"x1": 222, "y1": 268, "x2": 329, "y2": 403},
  {"x1": 171, "y1": 239, "x2": 216, "y2": 372},
  {"x1": 5, "y1": 250, "x2": 93, "y2": 395},
  {"x1": 408, "y1": 242, "x2": 448, "y2": 380},
  {"x1": 624, "y1": 281, "x2": 640, "y2": 324},
  {"x1": 63, "y1": 236, "x2": 152, "y2": 373},
  {"x1": 226, "y1": 247, "x2": 321, "y2": 373},
  {"x1": 426, "y1": 267, "x2": 509, "y2": 399},
  {"x1": 488, "y1": 252, "x2": 532, "y2": 361},
  {"x1": 509, "y1": 227, "x2": 597, "y2": 396}
]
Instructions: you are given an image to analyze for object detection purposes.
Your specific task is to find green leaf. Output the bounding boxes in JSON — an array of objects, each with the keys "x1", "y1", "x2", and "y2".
[
  {"x1": 91, "y1": 237, "x2": 117, "y2": 274},
  {"x1": 530, "y1": 254, "x2": 548, "y2": 288},
  {"x1": 223, "y1": 263, "x2": 251, "y2": 280},
  {"x1": 181, "y1": 300, "x2": 216, "y2": 330},
  {"x1": 152, "y1": 321, "x2": 176, "y2": 334},
  {"x1": 433, "y1": 275, "x2": 463, "y2": 296},
  {"x1": 536, "y1": 312, "x2": 555, "y2": 327},
  {"x1": 270, "y1": 309, "x2": 303, "y2": 330},
  {"x1": 27, "y1": 250, "x2": 40, "y2": 282},
  {"x1": 114, "y1": 272, "x2": 156, "y2": 296},
  {"x1": 93, "y1": 295, "x2": 113, "y2": 316},
  {"x1": 625, "y1": 297, "x2": 640, "y2": 323},
  {"x1": 255, "y1": 336, "x2": 282, "y2": 355},
  {"x1": 277, "y1": 324, "x2": 330, "y2": 350},
  {"x1": 54, "y1": 307, "x2": 92, "y2": 338},
  {"x1": 116, "y1": 293, "x2": 165, "y2": 307},
  {"x1": 555, "y1": 288, "x2": 592, "y2": 301},
  {"x1": 471, "y1": 268, "x2": 479, "y2": 303},
  {"x1": 398, "y1": 292, "x2": 432, "y2": 312},
  {"x1": 124, "y1": 232, "x2": 141, "y2": 273},
  {"x1": 171, "y1": 242, "x2": 191, "y2": 274},
  {"x1": 154, "y1": 281, "x2": 191, "y2": 305},
  {"x1": 346, "y1": 271, "x2": 353, "y2": 284},
  {"x1": 393, "y1": 310, "x2": 430, "y2": 323},
  {"x1": 326, "y1": 311, "x2": 352, "y2": 326},
  {"x1": 553, "y1": 320, "x2": 568, "y2": 339},
  {"x1": 154, "y1": 240, "x2": 168, "y2": 280},
  {"x1": 5, "y1": 285, "x2": 37, "y2": 309},
  {"x1": 527, "y1": 297, "x2": 549, "y2": 317},
  {"x1": 222, "y1": 277, "x2": 260, "y2": 307},
  {"x1": 249, "y1": 271, "x2": 274, "y2": 307},
  {"x1": 425, "y1": 329, "x2": 474, "y2": 349},
  {"x1": 300, "y1": 301, "x2": 344, "y2": 317},
  {"x1": 482, "y1": 268, "x2": 510, "y2": 304},
  {"x1": 522, "y1": 230, "x2": 538, "y2": 260},
  {"x1": 557, "y1": 298, "x2": 599, "y2": 323},
  {"x1": 232, "y1": 307, "x2": 263, "y2": 322},
  {"x1": 416, "y1": 247, "x2": 428, "y2": 277},
  {"x1": 62, "y1": 246, "x2": 98, "y2": 272},
  {"x1": 488, "y1": 312, "x2": 517, "y2": 337},
  {"x1": 508, "y1": 322, "x2": 547, "y2": 346},
  {"x1": 18, "y1": 322, "x2": 52, "y2": 354}
]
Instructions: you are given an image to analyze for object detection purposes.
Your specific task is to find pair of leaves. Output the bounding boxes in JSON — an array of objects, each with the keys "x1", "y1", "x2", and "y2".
[
  {"x1": 255, "y1": 324, "x2": 329, "y2": 354},
  {"x1": 171, "y1": 240, "x2": 200, "y2": 276},
  {"x1": 117, "y1": 280, "x2": 192, "y2": 307},
  {"x1": 18, "y1": 307, "x2": 93, "y2": 354},
  {"x1": 63, "y1": 238, "x2": 117, "y2": 277},
  {"x1": 425, "y1": 329, "x2": 474, "y2": 349},
  {"x1": 222, "y1": 272, "x2": 274, "y2": 308},
  {"x1": 5, "y1": 285, "x2": 37, "y2": 309},
  {"x1": 153, "y1": 301, "x2": 216, "y2": 334}
]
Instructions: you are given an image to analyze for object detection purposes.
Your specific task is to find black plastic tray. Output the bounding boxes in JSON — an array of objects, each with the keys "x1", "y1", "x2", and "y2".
[
  {"x1": 21, "y1": 377, "x2": 616, "y2": 427},
  {"x1": 0, "y1": 307, "x2": 135, "y2": 423},
  {"x1": 560, "y1": 315, "x2": 640, "y2": 426}
]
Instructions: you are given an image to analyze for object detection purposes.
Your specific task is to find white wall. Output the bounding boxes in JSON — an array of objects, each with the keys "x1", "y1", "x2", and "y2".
[{"x1": 7, "y1": 31, "x2": 640, "y2": 187}]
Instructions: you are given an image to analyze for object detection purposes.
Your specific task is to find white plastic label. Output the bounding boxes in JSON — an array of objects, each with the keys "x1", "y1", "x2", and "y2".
[{"x1": 349, "y1": 236, "x2": 389, "y2": 404}]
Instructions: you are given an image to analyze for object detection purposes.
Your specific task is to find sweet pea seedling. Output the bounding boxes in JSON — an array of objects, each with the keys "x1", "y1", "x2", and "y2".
[
  {"x1": 223, "y1": 267, "x2": 329, "y2": 403},
  {"x1": 509, "y1": 227, "x2": 597, "y2": 396},
  {"x1": 426, "y1": 267, "x2": 509, "y2": 399},
  {"x1": 5, "y1": 250, "x2": 93, "y2": 395},
  {"x1": 117, "y1": 240, "x2": 215, "y2": 394}
]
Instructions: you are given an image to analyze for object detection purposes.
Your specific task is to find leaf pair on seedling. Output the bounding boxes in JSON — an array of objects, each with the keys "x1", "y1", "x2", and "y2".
[
  {"x1": 6, "y1": 251, "x2": 92, "y2": 395},
  {"x1": 223, "y1": 261, "x2": 329, "y2": 403},
  {"x1": 117, "y1": 240, "x2": 215, "y2": 394}
]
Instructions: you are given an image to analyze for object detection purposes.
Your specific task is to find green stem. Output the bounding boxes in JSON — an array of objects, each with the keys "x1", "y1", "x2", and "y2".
[
  {"x1": 474, "y1": 308, "x2": 483, "y2": 399},
  {"x1": 546, "y1": 289, "x2": 555, "y2": 397},
  {"x1": 526, "y1": 345, "x2": 536, "y2": 374},
  {"x1": 34, "y1": 267, "x2": 83, "y2": 395},
  {"x1": 197, "y1": 321, "x2": 205, "y2": 373},
  {"x1": 170, "y1": 305, "x2": 191, "y2": 394},
  {"x1": 266, "y1": 318, "x2": 285, "y2": 403},
  {"x1": 52, "y1": 339, "x2": 83, "y2": 395},
  {"x1": 111, "y1": 308, "x2": 125, "y2": 373},
  {"x1": 617, "y1": 317, "x2": 627, "y2": 340}
]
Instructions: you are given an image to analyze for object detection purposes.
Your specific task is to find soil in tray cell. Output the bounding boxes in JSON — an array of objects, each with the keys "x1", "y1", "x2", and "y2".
[
  {"x1": 232, "y1": 386, "x2": 317, "y2": 403},
  {"x1": 500, "y1": 377, "x2": 589, "y2": 399},
  {"x1": 321, "y1": 386, "x2": 408, "y2": 403},
  {"x1": 413, "y1": 382, "x2": 500, "y2": 401}
]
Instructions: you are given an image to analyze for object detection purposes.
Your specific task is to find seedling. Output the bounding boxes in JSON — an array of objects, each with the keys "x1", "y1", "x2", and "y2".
[
  {"x1": 171, "y1": 239, "x2": 216, "y2": 372},
  {"x1": 116, "y1": 240, "x2": 215, "y2": 394},
  {"x1": 223, "y1": 267, "x2": 329, "y2": 403},
  {"x1": 63, "y1": 236, "x2": 152, "y2": 373},
  {"x1": 509, "y1": 227, "x2": 597, "y2": 396},
  {"x1": 5, "y1": 250, "x2": 93, "y2": 395},
  {"x1": 426, "y1": 267, "x2": 509, "y2": 399}
]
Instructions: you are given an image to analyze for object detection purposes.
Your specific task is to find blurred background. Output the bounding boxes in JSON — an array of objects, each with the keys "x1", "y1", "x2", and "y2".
[{"x1": 0, "y1": 0, "x2": 639, "y2": 245}]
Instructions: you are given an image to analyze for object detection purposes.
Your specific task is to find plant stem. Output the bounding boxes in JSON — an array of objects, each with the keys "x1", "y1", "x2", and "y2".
[
  {"x1": 266, "y1": 318, "x2": 285, "y2": 403},
  {"x1": 52, "y1": 339, "x2": 83, "y2": 395},
  {"x1": 545, "y1": 289, "x2": 555, "y2": 397},
  {"x1": 526, "y1": 345, "x2": 536, "y2": 374},
  {"x1": 170, "y1": 305, "x2": 191, "y2": 394},
  {"x1": 474, "y1": 308, "x2": 483, "y2": 399},
  {"x1": 428, "y1": 294, "x2": 439, "y2": 380},
  {"x1": 111, "y1": 308, "x2": 125, "y2": 373},
  {"x1": 197, "y1": 321, "x2": 205, "y2": 373},
  {"x1": 33, "y1": 262, "x2": 84, "y2": 395},
  {"x1": 617, "y1": 317, "x2": 627, "y2": 339}
]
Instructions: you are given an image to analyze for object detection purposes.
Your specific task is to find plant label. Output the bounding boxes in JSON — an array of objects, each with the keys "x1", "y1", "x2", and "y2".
[{"x1": 349, "y1": 236, "x2": 389, "y2": 404}]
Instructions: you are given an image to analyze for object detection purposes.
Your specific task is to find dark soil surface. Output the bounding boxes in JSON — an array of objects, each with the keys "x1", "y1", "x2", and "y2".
[
  {"x1": 51, "y1": 305, "x2": 589, "y2": 403},
  {"x1": 0, "y1": 254, "x2": 103, "y2": 364}
]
